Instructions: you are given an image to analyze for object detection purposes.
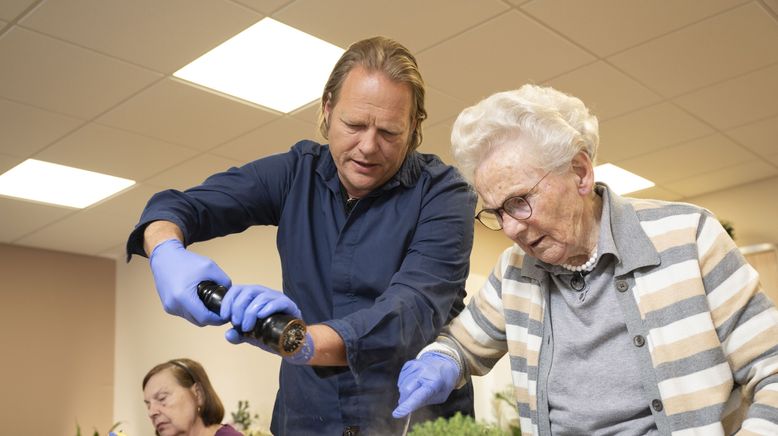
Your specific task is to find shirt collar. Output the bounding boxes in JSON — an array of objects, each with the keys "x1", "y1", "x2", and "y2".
[{"x1": 602, "y1": 182, "x2": 661, "y2": 275}]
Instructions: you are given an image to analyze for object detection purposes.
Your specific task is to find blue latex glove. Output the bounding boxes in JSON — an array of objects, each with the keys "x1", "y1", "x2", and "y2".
[
  {"x1": 392, "y1": 352, "x2": 460, "y2": 418},
  {"x1": 222, "y1": 284, "x2": 310, "y2": 362},
  {"x1": 149, "y1": 238, "x2": 230, "y2": 326}
]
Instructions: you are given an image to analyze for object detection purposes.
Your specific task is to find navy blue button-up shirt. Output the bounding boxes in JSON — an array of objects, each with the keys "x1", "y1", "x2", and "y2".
[{"x1": 127, "y1": 141, "x2": 476, "y2": 435}]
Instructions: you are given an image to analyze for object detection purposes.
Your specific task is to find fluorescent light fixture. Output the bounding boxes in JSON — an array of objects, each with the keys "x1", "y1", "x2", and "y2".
[
  {"x1": 174, "y1": 18, "x2": 344, "y2": 113},
  {"x1": 0, "y1": 159, "x2": 135, "y2": 208},
  {"x1": 594, "y1": 163, "x2": 654, "y2": 195}
]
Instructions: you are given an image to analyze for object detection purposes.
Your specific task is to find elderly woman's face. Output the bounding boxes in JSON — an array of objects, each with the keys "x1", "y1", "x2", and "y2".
[
  {"x1": 474, "y1": 144, "x2": 591, "y2": 266},
  {"x1": 144, "y1": 369, "x2": 200, "y2": 436}
]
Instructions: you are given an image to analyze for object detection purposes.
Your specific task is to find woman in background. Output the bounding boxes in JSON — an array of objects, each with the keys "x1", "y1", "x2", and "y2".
[{"x1": 143, "y1": 358, "x2": 243, "y2": 436}]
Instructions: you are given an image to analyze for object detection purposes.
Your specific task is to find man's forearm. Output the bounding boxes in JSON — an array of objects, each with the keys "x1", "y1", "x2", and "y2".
[
  {"x1": 307, "y1": 324, "x2": 347, "y2": 366},
  {"x1": 143, "y1": 220, "x2": 185, "y2": 256}
]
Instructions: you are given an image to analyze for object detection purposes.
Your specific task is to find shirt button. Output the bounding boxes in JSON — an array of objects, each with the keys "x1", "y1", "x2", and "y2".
[
  {"x1": 652, "y1": 399, "x2": 664, "y2": 412},
  {"x1": 633, "y1": 335, "x2": 646, "y2": 347},
  {"x1": 615, "y1": 280, "x2": 629, "y2": 292}
]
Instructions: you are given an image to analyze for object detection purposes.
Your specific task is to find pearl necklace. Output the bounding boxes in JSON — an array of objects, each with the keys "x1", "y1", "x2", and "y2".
[{"x1": 561, "y1": 245, "x2": 598, "y2": 272}]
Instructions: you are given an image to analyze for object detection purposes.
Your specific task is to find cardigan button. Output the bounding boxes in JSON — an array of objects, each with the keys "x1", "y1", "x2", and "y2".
[
  {"x1": 633, "y1": 335, "x2": 646, "y2": 347},
  {"x1": 615, "y1": 280, "x2": 629, "y2": 292},
  {"x1": 651, "y1": 399, "x2": 664, "y2": 412}
]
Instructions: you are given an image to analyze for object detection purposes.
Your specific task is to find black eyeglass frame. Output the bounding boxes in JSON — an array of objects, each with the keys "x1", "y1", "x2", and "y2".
[{"x1": 475, "y1": 171, "x2": 551, "y2": 230}]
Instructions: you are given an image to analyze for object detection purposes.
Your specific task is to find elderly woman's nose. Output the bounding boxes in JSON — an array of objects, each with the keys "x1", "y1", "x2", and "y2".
[{"x1": 501, "y1": 213, "x2": 527, "y2": 236}]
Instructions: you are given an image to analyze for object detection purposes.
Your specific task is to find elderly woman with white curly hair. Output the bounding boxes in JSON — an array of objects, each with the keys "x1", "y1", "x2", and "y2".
[{"x1": 391, "y1": 84, "x2": 778, "y2": 435}]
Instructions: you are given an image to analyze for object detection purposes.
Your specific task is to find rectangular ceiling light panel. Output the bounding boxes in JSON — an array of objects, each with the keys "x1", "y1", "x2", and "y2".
[
  {"x1": 594, "y1": 163, "x2": 655, "y2": 195},
  {"x1": 174, "y1": 18, "x2": 344, "y2": 113},
  {"x1": 0, "y1": 159, "x2": 135, "y2": 208}
]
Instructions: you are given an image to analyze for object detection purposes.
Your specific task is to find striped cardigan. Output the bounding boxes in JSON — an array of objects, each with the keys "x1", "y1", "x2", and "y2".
[{"x1": 427, "y1": 186, "x2": 778, "y2": 435}]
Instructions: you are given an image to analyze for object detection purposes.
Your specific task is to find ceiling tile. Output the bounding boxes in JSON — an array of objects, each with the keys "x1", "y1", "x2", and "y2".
[
  {"x1": 144, "y1": 154, "x2": 244, "y2": 191},
  {"x1": 35, "y1": 123, "x2": 200, "y2": 181},
  {"x1": 233, "y1": 0, "x2": 292, "y2": 15},
  {"x1": 425, "y1": 88, "x2": 467, "y2": 128},
  {"x1": 608, "y1": 3, "x2": 778, "y2": 97},
  {"x1": 617, "y1": 133, "x2": 754, "y2": 184},
  {"x1": 0, "y1": 27, "x2": 161, "y2": 118},
  {"x1": 15, "y1": 184, "x2": 162, "y2": 256},
  {"x1": 599, "y1": 103, "x2": 714, "y2": 162},
  {"x1": 628, "y1": 185, "x2": 683, "y2": 202},
  {"x1": 211, "y1": 116, "x2": 319, "y2": 162},
  {"x1": 418, "y1": 10, "x2": 594, "y2": 104},
  {"x1": 546, "y1": 61, "x2": 662, "y2": 121},
  {"x1": 0, "y1": 153, "x2": 22, "y2": 173},
  {"x1": 0, "y1": 0, "x2": 33, "y2": 20},
  {"x1": 290, "y1": 102, "x2": 320, "y2": 125},
  {"x1": 727, "y1": 115, "x2": 778, "y2": 157},
  {"x1": 522, "y1": 0, "x2": 748, "y2": 57},
  {"x1": 663, "y1": 160, "x2": 778, "y2": 198},
  {"x1": 96, "y1": 243, "x2": 126, "y2": 260},
  {"x1": 673, "y1": 64, "x2": 778, "y2": 130},
  {"x1": 19, "y1": 0, "x2": 262, "y2": 73},
  {"x1": 98, "y1": 78, "x2": 278, "y2": 150},
  {"x1": 0, "y1": 196, "x2": 75, "y2": 244},
  {"x1": 0, "y1": 98, "x2": 84, "y2": 157},
  {"x1": 0, "y1": 1, "x2": 776, "y2": 260},
  {"x1": 275, "y1": 0, "x2": 509, "y2": 52}
]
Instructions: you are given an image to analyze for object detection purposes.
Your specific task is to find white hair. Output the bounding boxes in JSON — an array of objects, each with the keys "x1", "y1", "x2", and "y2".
[{"x1": 450, "y1": 84, "x2": 599, "y2": 184}]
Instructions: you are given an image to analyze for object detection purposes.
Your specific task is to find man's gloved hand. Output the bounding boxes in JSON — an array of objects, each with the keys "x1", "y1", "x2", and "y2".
[
  {"x1": 149, "y1": 238, "x2": 230, "y2": 326},
  {"x1": 392, "y1": 352, "x2": 460, "y2": 418},
  {"x1": 222, "y1": 284, "x2": 309, "y2": 361}
]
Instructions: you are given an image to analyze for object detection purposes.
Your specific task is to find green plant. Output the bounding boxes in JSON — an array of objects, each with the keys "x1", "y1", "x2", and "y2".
[
  {"x1": 408, "y1": 412, "x2": 506, "y2": 435},
  {"x1": 720, "y1": 219, "x2": 735, "y2": 240},
  {"x1": 230, "y1": 400, "x2": 271, "y2": 436},
  {"x1": 75, "y1": 421, "x2": 122, "y2": 436},
  {"x1": 492, "y1": 388, "x2": 521, "y2": 436}
]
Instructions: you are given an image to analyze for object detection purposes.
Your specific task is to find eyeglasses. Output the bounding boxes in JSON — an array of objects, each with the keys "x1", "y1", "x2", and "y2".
[{"x1": 475, "y1": 171, "x2": 550, "y2": 231}]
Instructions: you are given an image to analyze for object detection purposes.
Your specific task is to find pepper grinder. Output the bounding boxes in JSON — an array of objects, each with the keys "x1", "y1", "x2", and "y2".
[{"x1": 197, "y1": 280, "x2": 307, "y2": 356}]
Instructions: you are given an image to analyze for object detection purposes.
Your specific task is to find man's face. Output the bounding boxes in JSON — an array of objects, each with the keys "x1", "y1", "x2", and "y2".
[{"x1": 325, "y1": 66, "x2": 414, "y2": 199}]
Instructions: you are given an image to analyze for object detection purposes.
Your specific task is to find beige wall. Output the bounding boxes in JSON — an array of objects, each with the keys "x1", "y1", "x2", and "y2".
[
  {"x1": 684, "y1": 175, "x2": 778, "y2": 247},
  {"x1": 0, "y1": 243, "x2": 115, "y2": 436}
]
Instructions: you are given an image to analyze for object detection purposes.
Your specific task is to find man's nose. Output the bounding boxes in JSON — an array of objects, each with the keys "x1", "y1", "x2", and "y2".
[{"x1": 357, "y1": 128, "x2": 380, "y2": 154}]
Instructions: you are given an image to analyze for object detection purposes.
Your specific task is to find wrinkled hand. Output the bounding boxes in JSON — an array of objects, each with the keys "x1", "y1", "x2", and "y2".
[
  {"x1": 149, "y1": 238, "x2": 230, "y2": 326},
  {"x1": 392, "y1": 352, "x2": 460, "y2": 418},
  {"x1": 222, "y1": 284, "x2": 304, "y2": 355}
]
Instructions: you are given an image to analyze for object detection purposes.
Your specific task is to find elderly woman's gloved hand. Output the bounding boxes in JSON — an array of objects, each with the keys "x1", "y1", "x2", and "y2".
[
  {"x1": 392, "y1": 352, "x2": 460, "y2": 418},
  {"x1": 149, "y1": 238, "x2": 230, "y2": 326}
]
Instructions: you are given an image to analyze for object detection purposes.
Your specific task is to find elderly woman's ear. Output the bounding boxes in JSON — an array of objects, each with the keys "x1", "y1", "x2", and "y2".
[{"x1": 570, "y1": 151, "x2": 595, "y2": 195}]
